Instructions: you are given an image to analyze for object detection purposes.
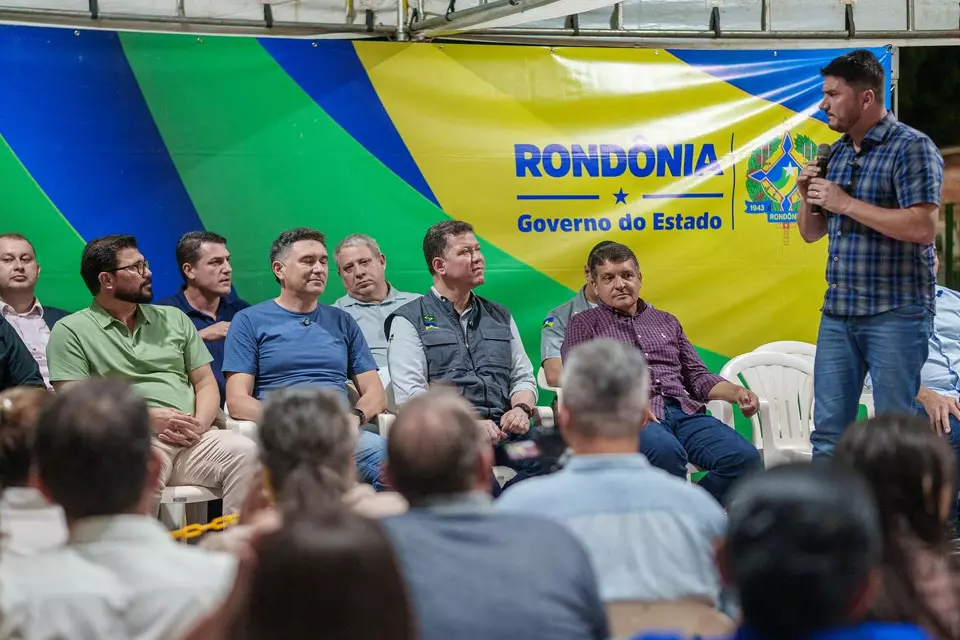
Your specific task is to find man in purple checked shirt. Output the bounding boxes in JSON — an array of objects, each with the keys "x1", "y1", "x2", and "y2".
[{"x1": 561, "y1": 242, "x2": 762, "y2": 504}]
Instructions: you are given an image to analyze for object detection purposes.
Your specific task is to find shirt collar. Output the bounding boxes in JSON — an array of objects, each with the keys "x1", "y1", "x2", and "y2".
[
  {"x1": 90, "y1": 301, "x2": 150, "y2": 330},
  {"x1": 430, "y1": 286, "x2": 476, "y2": 318},
  {"x1": 69, "y1": 514, "x2": 174, "y2": 546},
  {"x1": 0, "y1": 487, "x2": 56, "y2": 510},
  {"x1": 839, "y1": 111, "x2": 897, "y2": 150},
  {"x1": 597, "y1": 298, "x2": 648, "y2": 317},
  {"x1": 564, "y1": 453, "x2": 650, "y2": 472},
  {"x1": 413, "y1": 491, "x2": 492, "y2": 513},
  {"x1": 0, "y1": 297, "x2": 43, "y2": 319},
  {"x1": 342, "y1": 284, "x2": 398, "y2": 308}
]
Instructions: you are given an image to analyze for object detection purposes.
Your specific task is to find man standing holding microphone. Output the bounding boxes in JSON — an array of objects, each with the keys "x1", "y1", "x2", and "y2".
[{"x1": 798, "y1": 49, "x2": 944, "y2": 458}]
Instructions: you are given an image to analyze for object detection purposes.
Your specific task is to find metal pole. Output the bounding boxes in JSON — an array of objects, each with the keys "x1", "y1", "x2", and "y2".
[
  {"x1": 612, "y1": 1, "x2": 623, "y2": 30},
  {"x1": 410, "y1": 0, "x2": 568, "y2": 34},
  {"x1": 397, "y1": 0, "x2": 409, "y2": 40},
  {"x1": 761, "y1": 0, "x2": 771, "y2": 31},
  {"x1": 446, "y1": 26, "x2": 960, "y2": 39},
  {"x1": 906, "y1": 0, "x2": 916, "y2": 31},
  {"x1": 947, "y1": 203, "x2": 955, "y2": 290}
]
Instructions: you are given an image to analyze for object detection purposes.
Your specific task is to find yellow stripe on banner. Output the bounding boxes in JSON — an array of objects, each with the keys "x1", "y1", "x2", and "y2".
[{"x1": 356, "y1": 42, "x2": 835, "y2": 356}]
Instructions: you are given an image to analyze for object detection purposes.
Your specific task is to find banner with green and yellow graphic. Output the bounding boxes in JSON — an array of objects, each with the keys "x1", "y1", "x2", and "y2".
[{"x1": 0, "y1": 26, "x2": 891, "y2": 377}]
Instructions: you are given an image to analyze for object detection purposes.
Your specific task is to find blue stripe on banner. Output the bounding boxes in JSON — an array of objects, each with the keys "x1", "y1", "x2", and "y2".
[
  {"x1": 668, "y1": 47, "x2": 893, "y2": 123},
  {"x1": 259, "y1": 39, "x2": 440, "y2": 207},
  {"x1": 643, "y1": 193, "x2": 724, "y2": 199},
  {"x1": 517, "y1": 194, "x2": 600, "y2": 201},
  {"x1": 0, "y1": 25, "x2": 204, "y2": 298}
]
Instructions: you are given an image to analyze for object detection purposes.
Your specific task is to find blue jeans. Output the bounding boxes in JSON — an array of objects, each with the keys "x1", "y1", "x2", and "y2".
[
  {"x1": 356, "y1": 430, "x2": 387, "y2": 491},
  {"x1": 640, "y1": 398, "x2": 762, "y2": 505},
  {"x1": 915, "y1": 406, "x2": 960, "y2": 524},
  {"x1": 812, "y1": 307, "x2": 930, "y2": 459}
]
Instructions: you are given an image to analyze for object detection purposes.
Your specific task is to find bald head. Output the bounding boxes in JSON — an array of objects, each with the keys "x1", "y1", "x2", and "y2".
[{"x1": 387, "y1": 390, "x2": 487, "y2": 504}]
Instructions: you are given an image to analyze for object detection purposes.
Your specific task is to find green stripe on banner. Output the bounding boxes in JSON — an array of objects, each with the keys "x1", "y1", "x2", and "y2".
[
  {"x1": 0, "y1": 133, "x2": 88, "y2": 311},
  {"x1": 120, "y1": 34, "x2": 747, "y2": 437}
]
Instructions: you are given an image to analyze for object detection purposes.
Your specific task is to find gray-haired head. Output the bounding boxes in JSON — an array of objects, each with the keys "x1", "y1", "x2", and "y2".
[
  {"x1": 560, "y1": 339, "x2": 650, "y2": 439},
  {"x1": 334, "y1": 234, "x2": 382, "y2": 264},
  {"x1": 258, "y1": 388, "x2": 355, "y2": 512}
]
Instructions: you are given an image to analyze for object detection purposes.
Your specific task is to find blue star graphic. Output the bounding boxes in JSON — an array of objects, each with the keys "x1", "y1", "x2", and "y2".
[{"x1": 614, "y1": 188, "x2": 628, "y2": 204}]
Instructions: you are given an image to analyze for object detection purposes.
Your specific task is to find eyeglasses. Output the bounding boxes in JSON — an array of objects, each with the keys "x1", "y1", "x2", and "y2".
[{"x1": 107, "y1": 260, "x2": 149, "y2": 277}]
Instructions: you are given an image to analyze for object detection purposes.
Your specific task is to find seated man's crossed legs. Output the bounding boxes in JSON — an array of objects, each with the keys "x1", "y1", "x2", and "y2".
[
  {"x1": 640, "y1": 398, "x2": 761, "y2": 504},
  {"x1": 151, "y1": 429, "x2": 259, "y2": 516}
]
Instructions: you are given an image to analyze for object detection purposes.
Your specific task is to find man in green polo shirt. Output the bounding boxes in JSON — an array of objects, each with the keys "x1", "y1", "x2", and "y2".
[{"x1": 46, "y1": 234, "x2": 256, "y2": 516}]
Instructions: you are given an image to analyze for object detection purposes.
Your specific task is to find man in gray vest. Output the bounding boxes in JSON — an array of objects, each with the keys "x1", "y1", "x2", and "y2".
[{"x1": 386, "y1": 220, "x2": 541, "y2": 485}]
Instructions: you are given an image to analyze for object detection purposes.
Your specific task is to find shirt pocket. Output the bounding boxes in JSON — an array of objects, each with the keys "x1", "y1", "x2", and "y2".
[
  {"x1": 478, "y1": 326, "x2": 513, "y2": 371},
  {"x1": 421, "y1": 329, "x2": 461, "y2": 376}
]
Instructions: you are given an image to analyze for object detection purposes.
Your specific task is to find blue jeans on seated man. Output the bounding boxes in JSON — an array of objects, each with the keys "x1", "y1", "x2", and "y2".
[
  {"x1": 639, "y1": 398, "x2": 762, "y2": 505},
  {"x1": 812, "y1": 306, "x2": 930, "y2": 459},
  {"x1": 915, "y1": 405, "x2": 960, "y2": 525},
  {"x1": 356, "y1": 429, "x2": 388, "y2": 491}
]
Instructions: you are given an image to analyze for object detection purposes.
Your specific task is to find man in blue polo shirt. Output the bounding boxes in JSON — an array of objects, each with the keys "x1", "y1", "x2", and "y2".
[
  {"x1": 223, "y1": 227, "x2": 387, "y2": 488},
  {"x1": 157, "y1": 231, "x2": 249, "y2": 407}
]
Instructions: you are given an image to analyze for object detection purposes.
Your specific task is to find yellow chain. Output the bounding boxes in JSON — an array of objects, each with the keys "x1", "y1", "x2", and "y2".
[{"x1": 171, "y1": 513, "x2": 240, "y2": 541}]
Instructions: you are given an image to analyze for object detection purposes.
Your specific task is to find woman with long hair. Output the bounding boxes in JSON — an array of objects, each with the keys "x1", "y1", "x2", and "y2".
[{"x1": 835, "y1": 413, "x2": 960, "y2": 640}]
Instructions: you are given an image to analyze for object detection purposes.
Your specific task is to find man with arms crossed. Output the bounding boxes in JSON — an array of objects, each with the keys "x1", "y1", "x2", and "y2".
[
  {"x1": 46, "y1": 234, "x2": 256, "y2": 515},
  {"x1": 224, "y1": 228, "x2": 387, "y2": 488},
  {"x1": 157, "y1": 231, "x2": 250, "y2": 407},
  {"x1": 562, "y1": 242, "x2": 761, "y2": 504},
  {"x1": 798, "y1": 49, "x2": 944, "y2": 458},
  {"x1": 333, "y1": 233, "x2": 418, "y2": 390}
]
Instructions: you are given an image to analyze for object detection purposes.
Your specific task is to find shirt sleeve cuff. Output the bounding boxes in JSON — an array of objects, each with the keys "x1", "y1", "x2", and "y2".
[
  {"x1": 692, "y1": 374, "x2": 727, "y2": 401},
  {"x1": 509, "y1": 382, "x2": 539, "y2": 401}
]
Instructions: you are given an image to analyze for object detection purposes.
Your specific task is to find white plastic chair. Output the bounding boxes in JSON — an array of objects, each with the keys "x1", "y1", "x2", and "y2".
[
  {"x1": 754, "y1": 341, "x2": 875, "y2": 419},
  {"x1": 159, "y1": 485, "x2": 221, "y2": 531},
  {"x1": 537, "y1": 367, "x2": 562, "y2": 405},
  {"x1": 717, "y1": 352, "x2": 815, "y2": 467}
]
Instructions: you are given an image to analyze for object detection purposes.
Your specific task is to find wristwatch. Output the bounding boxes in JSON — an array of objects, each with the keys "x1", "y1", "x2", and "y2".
[
  {"x1": 351, "y1": 407, "x2": 367, "y2": 425},
  {"x1": 514, "y1": 403, "x2": 534, "y2": 417}
]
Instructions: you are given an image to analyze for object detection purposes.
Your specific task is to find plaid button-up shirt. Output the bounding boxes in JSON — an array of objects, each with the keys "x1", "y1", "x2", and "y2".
[
  {"x1": 822, "y1": 112, "x2": 942, "y2": 317},
  {"x1": 561, "y1": 300, "x2": 725, "y2": 420}
]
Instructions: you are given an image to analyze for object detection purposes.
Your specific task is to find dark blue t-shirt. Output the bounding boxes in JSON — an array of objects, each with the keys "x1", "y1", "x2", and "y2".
[
  {"x1": 155, "y1": 289, "x2": 250, "y2": 406},
  {"x1": 222, "y1": 300, "x2": 376, "y2": 403}
]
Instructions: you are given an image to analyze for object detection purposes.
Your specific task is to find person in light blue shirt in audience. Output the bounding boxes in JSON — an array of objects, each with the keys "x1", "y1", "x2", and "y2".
[
  {"x1": 633, "y1": 463, "x2": 933, "y2": 640},
  {"x1": 497, "y1": 339, "x2": 726, "y2": 607},
  {"x1": 223, "y1": 228, "x2": 387, "y2": 489}
]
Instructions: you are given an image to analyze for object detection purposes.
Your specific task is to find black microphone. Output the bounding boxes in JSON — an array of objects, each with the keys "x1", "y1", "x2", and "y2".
[{"x1": 811, "y1": 143, "x2": 831, "y2": 214}]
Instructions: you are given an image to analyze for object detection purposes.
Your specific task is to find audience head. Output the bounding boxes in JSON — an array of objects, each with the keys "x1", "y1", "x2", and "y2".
[
  {"x1": 819, "y1": 49, "x2": 886, "y2": 134},
  {"x1": 0, "y1": 387, "x2": 52, "y2": 489},
  {"x1": 387, "y1": 389, "x2": 491, "y2": 505},
  {"x1": 80, "y1": 234, "x2": 153, "y2": 303},
  {"x1": 33, "y1": 379, "x2": 156, "y2": 520},
  {"x1": 588, "y1": 242, "x2": 641, "y2": 314},
  {"x1": 258, "y1": 388, "x2": 356, "y2": 512},
  {"x1": 230, "y1": 508, "x2": 415, "y2": 640},
  {"x1": 722, "y1": 463, "x2": 881, "y2": 640},
  {"x1": 176, "y1": 230, "x2": 233, "y2": 297},
  {"x1": 0, "y1": 233, "x2": 40, "y2": 300},
  {"x1": 422, "y1": 221, "x2": 484, "y2": 288},
  {"x1": 835, "y1": 414, "x2": 957, "y2": 636},
  {"x1": 269, "y1": 228, "x2": 328, "y2": 296},
  {"x1": 559, "y1": 340, "x2": 649, "y2": 449},
  {"x1": 582, "y1": 240, "x2": 615, "y2": 285},
  {"x1": 334, "y1": 234, "x2": 389, "y2": 303}
]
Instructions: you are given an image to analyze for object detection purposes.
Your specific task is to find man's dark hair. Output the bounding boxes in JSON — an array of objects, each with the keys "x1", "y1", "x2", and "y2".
[
  {"x1": 725, "y1": 463, "x2": 881, "y2": 640},
  {"x1": 80, "y1": 234, "x2": 138, "y2": 295},
  {"x1": 387, "y1": 389, "x2": 482, "y2": 505},
  {"x1": 820, "y1": 49, "x2": 885, "y2": 101},
  {"x1": 422, "y1": 220, "x2": 475, "y2": 275},
  {"x1": 175, "y1": 230, "x2": 227, "y2": 284},
  {"x1": 269, "y1": 228, "x2": 326, "y2": 284},
  {"x1": 33, "y1": 379, "x2": 152, "y2": 519},
  {"x1": 587, "y1": 242, "x2": 640, "y2": 280}
]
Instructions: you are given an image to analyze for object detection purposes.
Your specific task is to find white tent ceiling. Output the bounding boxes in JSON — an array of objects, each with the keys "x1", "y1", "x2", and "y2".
[{"x1": 0, "y1": 0, "x2": 958, "y2": 42}]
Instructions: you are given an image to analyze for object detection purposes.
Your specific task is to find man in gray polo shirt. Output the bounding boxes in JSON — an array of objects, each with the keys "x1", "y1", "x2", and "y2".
[
  {"x1": 539, "y1": 241, "x2": 613, "y2": 387},
  {"x1": 333, "y1": 234, "x2": 418, "y2": 390},
  {"x1": 498, "y1": 339, "x2": 726, "y2": 607}
]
